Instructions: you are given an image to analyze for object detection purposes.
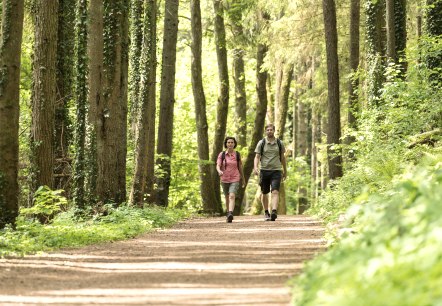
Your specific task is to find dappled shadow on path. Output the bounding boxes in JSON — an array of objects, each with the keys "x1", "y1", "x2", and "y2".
[{"x1": 0, "y1": 215, "x2": 325, "y2": 305}]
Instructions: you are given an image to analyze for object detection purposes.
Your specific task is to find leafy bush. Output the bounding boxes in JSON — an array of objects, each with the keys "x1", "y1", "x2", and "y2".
[
  {"x1": 20, "y1": 186, "x2": 68, "y2": 224},
  {"x1": 291, "y1": 157, "x2": 442, "y2": 306},
  {"x1": 0, "y1": 205, "x2": 191, "y2": 257}
]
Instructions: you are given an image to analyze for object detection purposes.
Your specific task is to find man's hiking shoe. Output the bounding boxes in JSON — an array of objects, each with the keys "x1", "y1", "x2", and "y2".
[
  {"x1": 226, "y1": 212, "x2": 233, "y2": 223},
  {"x1": 271, "y1": 210, "x2": 277, "y2": 221},
  {"x1": 264, "y1": 211, "x2": 271, "y2": 221}
]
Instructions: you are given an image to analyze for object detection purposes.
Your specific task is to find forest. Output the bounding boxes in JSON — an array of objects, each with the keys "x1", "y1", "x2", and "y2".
[{"x1": 0, "y1": 0, "x2": 441, "y2": 304}]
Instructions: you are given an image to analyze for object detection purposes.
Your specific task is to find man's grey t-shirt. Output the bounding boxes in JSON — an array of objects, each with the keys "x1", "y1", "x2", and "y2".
[{"x1": 255, "y1": 138, "x2": 285, "y2": 170}]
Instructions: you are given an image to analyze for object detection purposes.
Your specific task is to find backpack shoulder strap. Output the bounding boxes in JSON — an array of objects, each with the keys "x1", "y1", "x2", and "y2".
[
  {"x1": 260, "y1": 138, "x2": 266, "y2": 157},
  {"x1": 221, "y1": 151, "x2": 226, "y2": 169}
]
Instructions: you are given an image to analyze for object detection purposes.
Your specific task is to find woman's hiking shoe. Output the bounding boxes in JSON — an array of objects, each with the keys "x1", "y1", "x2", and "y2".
[
  {"x1": 264, "y1": 211, "x2": 271, "y2": 221},
  {"x1": 271, "y1": 210, "x2": 277, "y2": 221},
  {"x1": 226, "y1": 212, "x2": 234, "y2": 223}
]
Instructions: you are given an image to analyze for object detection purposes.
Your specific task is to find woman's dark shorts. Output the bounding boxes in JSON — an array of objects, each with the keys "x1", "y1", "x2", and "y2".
[{"x1": 259, "y1": 170, "x2": 282, "y2": 194}]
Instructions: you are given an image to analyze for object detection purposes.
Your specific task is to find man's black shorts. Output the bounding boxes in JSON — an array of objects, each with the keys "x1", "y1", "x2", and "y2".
[{"x1": 259, "y1": 170, "x2": 282, "y2": 194}]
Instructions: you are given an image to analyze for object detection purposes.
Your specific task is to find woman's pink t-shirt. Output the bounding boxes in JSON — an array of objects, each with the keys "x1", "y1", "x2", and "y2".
[{"x1": 217, "y1": 151, "x2": 241, "y2": 183}]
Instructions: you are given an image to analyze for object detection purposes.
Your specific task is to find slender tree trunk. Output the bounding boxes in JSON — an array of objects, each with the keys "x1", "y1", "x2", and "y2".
[
  {"x1": 297, "y1": 92, "x2": 308, "y2": 214},
  {"x1": 95, "y1": 1, "x2": 128, "y2": 205},
  {"x1": 297, "y1": 98, "x2": 308, "y2": 156},
  {"x1": 292, "y1": 84, "x2": 298, "y2": 159},
  {"x1": 30, "y1": 0, "x2": 59, "y2": 195},
  {"x1": 273, "y1": 63, "x2": 283, "y2": 130},
  {"x1": 417, "y1": 8, "x2": 422, "y2": 38},
  {"x1": 55, "y1": 0, "x2": 75, "y2": 192},
  {"x1": 310, "y1": 109, "x2": 321, "y2": 203},
  {"x1": 347, "y1": 0, "x2": 360, "y2": 133},
  {"x1": 394, "y1": 0, "x2": 407, "y2": 74},
  {"x1": 365, "y1": 0, "x2": 386, "y2": 106},
  {"x1": 232, "y1": 49, "x2": 247, "y2": 146},
  {"x1": 86, "y1": 0, "x2": 103, "y2": 202},
  {"x1": 228, "y1": 0, "x2": 247, "y2": 147},
  {"x1": 73, "y1": 0, "x2": 88, "y2": 210},
  {"x1": 190, "y1": 0, "x2": 217, "y2": 213},
  {"x1": 322, "y1": 0, "x2": 343, "y2": 180},
  {"x1": 266, "y1": 76, "x2": 275, "y2": 124},
  {"x1": 386, "y1": 0, "x2": 397, "y2": 62},
  {"x1": 210, "y1": 0, "x2": 229, "y2": 213},
  {"x1": 426, "y1": 0, "x2": 442, "y2": 85},
  {"x1": 234, "y1": 42, "x2": 268, "y2": 215},
  {"x1": 276, "y1": 65, "x2": 293, "y2": 138},
  {"x1": 156, "y1": 0, "x2": 179, "y2": 207},
  {"x1": 130, "y1": 0, "x2": 157, "y2": 206},
  {"x1": 0, "y1": 0, "x2": 24, "y2": 228},
  {"x1": 128, "y1": 0, "x2": 144, "y2": 138}
]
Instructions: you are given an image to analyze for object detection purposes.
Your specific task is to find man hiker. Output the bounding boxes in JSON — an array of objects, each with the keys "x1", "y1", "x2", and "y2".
[{"x1": 253, "y1": 124, "x2": 287, "y2": 221}]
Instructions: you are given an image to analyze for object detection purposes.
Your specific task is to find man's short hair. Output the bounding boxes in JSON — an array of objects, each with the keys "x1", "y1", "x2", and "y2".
[{"x1": 265, "y1": 124, "x2": 275, "y2": 131}]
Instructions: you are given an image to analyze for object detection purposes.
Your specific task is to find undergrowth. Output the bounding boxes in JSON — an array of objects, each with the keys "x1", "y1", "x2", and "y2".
[{"x1": 0, "y1": 205, "x2": 192, "y2": 257}]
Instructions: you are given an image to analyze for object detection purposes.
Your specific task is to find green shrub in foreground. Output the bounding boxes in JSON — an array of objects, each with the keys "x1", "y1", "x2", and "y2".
[
  {"x1": 291, "y1": 158, "x2": 442, "y2": 306},
  {"x1": 0, "y1": 205, "x2": 192, "y2": 257}
]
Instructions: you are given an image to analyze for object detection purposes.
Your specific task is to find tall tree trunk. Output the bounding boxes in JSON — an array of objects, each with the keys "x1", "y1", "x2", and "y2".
[
  {"x1": 292, "y1": 84, "x2": 298, "y2": 159},
  {"x1": 227, "y1": 0, "x2": 247, "y2": 147},
  {"x1": 95, "y1": 1, "x2": 128, "y2": 205},
  {"x1": 275, "y1": 65, "x2": 293, "y2": 215},
  {"x1": 275, "y1": 65, "x2": 293, "y2": 138},
  {"x1": 310, "y1": 109, "x2": 321, "y2": 203},
  {"x1": 273, "y1": 63, "x2": 283, "y2": 130},
  {"x1": 394, "y1": 0, "x2": 407, "y2": 74},
  {"x1": 128, "y1": 0, "x2": 144, "y2": 138},
  {"x1": 232, "y1": 49, "x2": 247, "y2": 146},
  {"x1": 210, "y1": 0, "x2": 229, "y2": 213},
  {"x1": 30, "y1": 0, "x2": 59, "y2": 196},
  {"x1": 73, "y1": 0, "x2": 88, "y2": 210},
  {"x1": 386, "y1": 0, "x2": 397, "y2": 62},
  {"x1": 234, "y1": 42, "x2": 268, "y2": 215},
  {"x1": 322, "y1": 0, "x2": 343, "y2": 180},
  {"x1": 190, "y1": 0, "x2": 217, "y2": 213},
  {"x1": 266, "y1": 76, "x2": 275, "y2": 124},
  {"x1": 86, "y1": 0, "x2": 103, "y2": 202},
  {"x1": 365, "y1": 0, "x2": 386, "y2": 106},
  {"x1": 55, "y1": 0, "x2": 75, "y2": 192},
  {"x1": 130, "y1": 0, "x2": 157, "y2": 206},
  {"x1": 155, "y1": 0, "x2": 179, "y2": 207},
  {"x1": 297, "y1": 93, "x2": 308, "y2": 214},
  {"x1": 0, "y1": 0, "x2": 24, "y2": 228},
  {"x1": 347, "y1": 0, "x2": 360, "y2": 134},
  {"x1": 426, "y1": 0, "x2": 442, "y2": 85}
]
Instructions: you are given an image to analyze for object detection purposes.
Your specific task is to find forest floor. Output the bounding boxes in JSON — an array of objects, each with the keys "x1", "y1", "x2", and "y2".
[{"x1": 0, "y1": 215, "x2": 325, "y2": 306}]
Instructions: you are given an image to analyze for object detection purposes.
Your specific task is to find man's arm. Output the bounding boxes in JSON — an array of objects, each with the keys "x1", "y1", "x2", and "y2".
[
  {"x1": 254, "y1": 154, "x2": 260, "y2": 175},
  {"x1": 281, "y1": 153, "x2": 287, "y2": 180}
]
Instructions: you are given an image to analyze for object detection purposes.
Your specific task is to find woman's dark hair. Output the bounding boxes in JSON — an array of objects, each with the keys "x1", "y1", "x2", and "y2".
[{"x1": 224, "y1": 136, "x2": 237, "y2": 148}]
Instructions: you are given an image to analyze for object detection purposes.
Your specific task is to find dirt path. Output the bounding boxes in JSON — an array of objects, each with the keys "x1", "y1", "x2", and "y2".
[{"x1": 0, "y1": 215, "x2": 325, "y2": 306}]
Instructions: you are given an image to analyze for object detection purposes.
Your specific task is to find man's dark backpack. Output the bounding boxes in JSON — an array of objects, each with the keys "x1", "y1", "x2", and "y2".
[
  {"x1": 221, "y1": 151, "x2": 241, "y2": 170},
  {"x1": 259, "y1": 138, "x2": 283, "y2": 160}
]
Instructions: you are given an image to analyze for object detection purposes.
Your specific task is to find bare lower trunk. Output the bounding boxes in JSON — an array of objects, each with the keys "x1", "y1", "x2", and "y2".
[
  {"x1": 156, "y1": 0, "x2": 179, "y2": 207},
  {"x1": 0, "y1": 0, "x2": 24, "y2": 227},
  {"x1": 210, "y1": 0, "x2": 229, "y2": 213},
  {"x1": 323, "y1": 0, "x2": 343, "y2": 181},
  {"x1": 190, "y1": 0, "x2": 217, "y2": 213},
  {"x1": 30, "y1": 0, "x2": 59, "y2": 195},
  {"x1": 234, "y1": 41, "x2": 268, "y2": 215}
]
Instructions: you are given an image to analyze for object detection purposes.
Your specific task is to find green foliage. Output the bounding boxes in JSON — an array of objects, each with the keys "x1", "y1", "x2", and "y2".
[
  {"x1": 20, "y1": 186, "x2": 68, "y2": 223},
  {"x1": 291, "y1": 158, "x2": 442, "y2": 306},
  {"x1": 291, "y1": 34, "x2": 442, "y2": 306},
  {"x1": 0, "y1": 205, "x2": 191, "y2": 257}
]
